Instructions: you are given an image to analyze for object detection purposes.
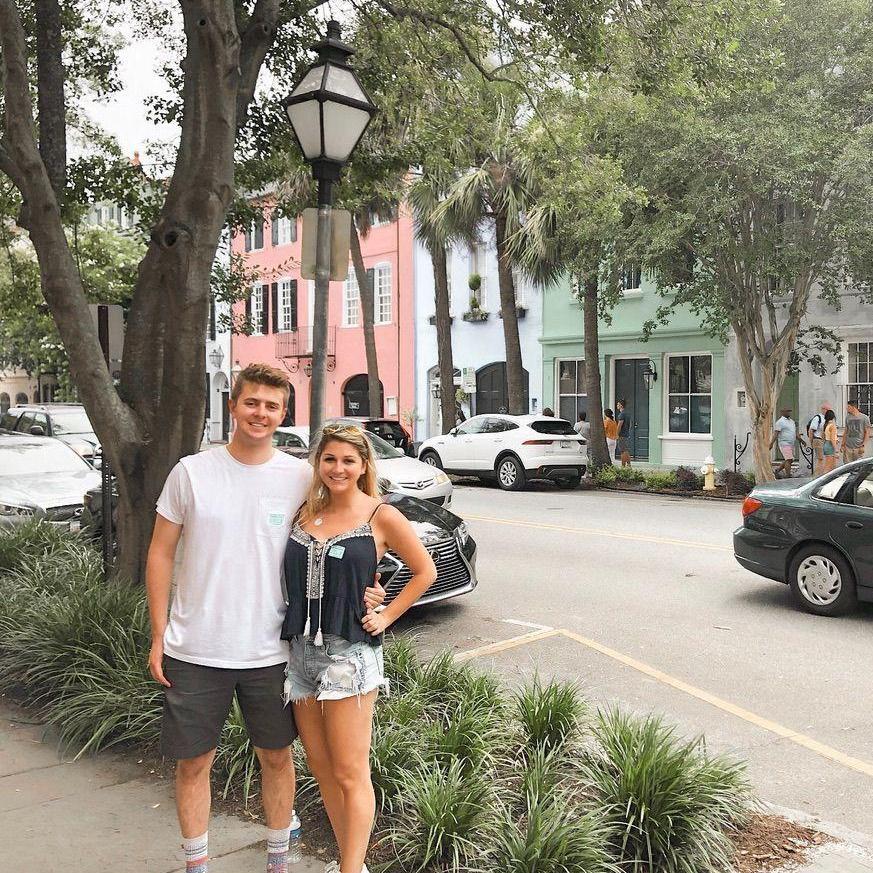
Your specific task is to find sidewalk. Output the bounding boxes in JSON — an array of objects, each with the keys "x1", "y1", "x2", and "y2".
[
  {"x1": 2, "y1": 700, "x2": 872, "y2": 873},
  {"x1": 0, "y1": 703, "x2": 323, "y2": 873}
]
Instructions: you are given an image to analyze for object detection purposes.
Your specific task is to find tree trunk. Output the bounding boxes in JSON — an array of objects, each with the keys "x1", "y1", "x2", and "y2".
[
  {"x1": 34, "y1": 0, "x2": 66, "y2": 200},
  {"x1": 351, "y1": 219, "x2": 381, "y2": 417},
  {"x1": 494, "y1": 209, "x2": 526, "y2": 414},
  {"x1": 582, "y1": 276, "x2": 611, "y2": 468},
  {"x1": 431, "y1": 244, "x2": 456, "y2": 433}
]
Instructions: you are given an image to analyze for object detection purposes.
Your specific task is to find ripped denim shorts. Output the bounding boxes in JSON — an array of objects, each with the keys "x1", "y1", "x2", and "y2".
[{"x1": 284, "y1": 634, "x2": 389, "y2": 704}]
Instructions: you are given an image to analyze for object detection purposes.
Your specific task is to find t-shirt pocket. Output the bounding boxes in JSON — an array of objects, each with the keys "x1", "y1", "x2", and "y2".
[{"x1": 258, "y1": 497, "x2": 291, "y2": 539}]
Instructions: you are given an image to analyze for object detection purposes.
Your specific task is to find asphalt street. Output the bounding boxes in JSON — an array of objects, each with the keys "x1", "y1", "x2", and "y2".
[{"x1": 397, "y1": 482, "x2": 873, "y2": 844}]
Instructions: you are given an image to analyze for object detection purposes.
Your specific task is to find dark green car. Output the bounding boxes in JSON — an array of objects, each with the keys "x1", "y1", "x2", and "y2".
[{"x1": 733, "y1": 459, "x2": 873, "y2": 616}]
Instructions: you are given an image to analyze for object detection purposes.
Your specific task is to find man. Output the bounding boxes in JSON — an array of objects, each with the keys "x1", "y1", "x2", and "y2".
[
  {"x1": 769, "y1": 408, "x2": 804, "y2": 478},
  {"x1": 841, "y1": 397, "x2": 872, "y2": 463},
  {"x1": 806, "y1": 402, "x2": 831, "y2": 475},
  {"x1": 616, "y1": 399, "x2": 631, "y2": 467},
  {"x1": 573, "y1": 411, "x2": 591, "y2": 441},
  {"x1": 146, "y1": 363, "x2": 382, "y2": 873},
  {"x1": 542, "y1": 407, "x2": 555, "y2": 417}
]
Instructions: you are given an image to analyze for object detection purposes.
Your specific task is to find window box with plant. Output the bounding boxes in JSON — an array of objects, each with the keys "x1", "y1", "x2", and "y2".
[{"x1": 463, "y1": 276, "x2": 489, "y2": 321}]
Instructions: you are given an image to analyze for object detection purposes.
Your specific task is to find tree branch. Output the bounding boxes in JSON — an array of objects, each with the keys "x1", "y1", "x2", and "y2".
[
  {"x1": 236, "y1": 0, "x2": 282, "y2": 132},
  {"x1": 34, "y1": 0, "x2": 67, "y2": 199}
]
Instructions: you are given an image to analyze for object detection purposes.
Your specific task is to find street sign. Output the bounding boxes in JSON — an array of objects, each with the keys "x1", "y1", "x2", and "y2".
[
  {"x1": 300, "y1": 208, "x2": 351, "y2": 281},
  {"x1": 461, "y1": 367, "x2": 476, "y2": 393}
]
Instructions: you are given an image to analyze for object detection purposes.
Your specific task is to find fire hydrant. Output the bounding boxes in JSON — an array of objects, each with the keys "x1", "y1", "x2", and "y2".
[{"x1": 700, "y1": 455, "x2": 717, "y2": 491}]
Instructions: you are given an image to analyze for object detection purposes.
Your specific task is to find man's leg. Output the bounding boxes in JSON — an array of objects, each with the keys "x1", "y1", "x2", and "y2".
[
  {"x1": 255, "y1": 746, "x2": 295, "y2": 873},
  {"x1": 176, "y1": 749, "x2": 216, "y2": 836}
]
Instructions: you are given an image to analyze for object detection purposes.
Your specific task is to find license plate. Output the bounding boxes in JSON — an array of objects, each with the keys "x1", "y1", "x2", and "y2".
[
  {"x1": 69, "y1": 520, "x2": 80, "y2": 532},
  {"x1": 560, "y1": 441, "x2": 572, "y2": 448}
]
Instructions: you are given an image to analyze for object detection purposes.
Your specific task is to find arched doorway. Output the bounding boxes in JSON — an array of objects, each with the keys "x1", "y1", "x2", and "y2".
[
  {"x1": 475, "y1": 362, "x2": 529, "y2": 415},
  {"x1": 343, "y1": 374, "x2": 383, "y2": 417},
  {"x1": 15, "y1": 392, "x2": 28, "y2": 405}
]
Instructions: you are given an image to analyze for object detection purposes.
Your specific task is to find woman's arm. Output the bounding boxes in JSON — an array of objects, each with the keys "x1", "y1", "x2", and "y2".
[{"x1": 361, "y1": 506, "x2": 437, "y2": 636}]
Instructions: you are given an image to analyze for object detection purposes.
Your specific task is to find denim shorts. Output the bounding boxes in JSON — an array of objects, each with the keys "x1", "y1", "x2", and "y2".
[{"x1": 284, "y1": 634, "x2": 388, "y2": 704}]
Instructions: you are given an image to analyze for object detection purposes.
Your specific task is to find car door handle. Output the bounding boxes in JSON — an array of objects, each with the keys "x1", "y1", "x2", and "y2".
[
  {"x1": 846, "y1": 521, "x2": 864, "y2": 530},
  {"x1": 494, "y1": 439, "x2": 503, "y2": 444}
]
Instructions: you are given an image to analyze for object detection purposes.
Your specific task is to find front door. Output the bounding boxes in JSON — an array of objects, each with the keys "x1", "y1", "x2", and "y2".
[
  {"x1": 614, "y1": 358, "x2": 650, "y2": 461},
  {"x1": 475, "y1": 362, "x2": 529, "y2": 414}
]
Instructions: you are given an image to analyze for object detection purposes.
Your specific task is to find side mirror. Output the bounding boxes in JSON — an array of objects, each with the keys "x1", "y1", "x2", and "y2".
[
  {"x1": 449, "y1": 427, "x2": 458, "y2": 437},
  {"x1": 29, "y1": 425, "x2": 45, "y2": 436}
]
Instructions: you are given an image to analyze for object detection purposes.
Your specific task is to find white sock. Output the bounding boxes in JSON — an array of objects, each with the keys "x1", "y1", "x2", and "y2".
[
  {"x1": 267, "y1": 825, "x2": 291, "y2": 872},
  {"x1": 183, "y1": 832, "x2": 208, "y2": 873}
]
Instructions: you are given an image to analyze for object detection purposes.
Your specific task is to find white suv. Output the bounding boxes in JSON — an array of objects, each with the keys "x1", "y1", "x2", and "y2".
[{"x1": 418, "y1": 414, "x2": 587, "y2": 491}]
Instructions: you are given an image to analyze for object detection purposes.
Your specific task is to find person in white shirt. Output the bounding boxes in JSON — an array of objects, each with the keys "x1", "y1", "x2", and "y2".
[
  {"x1": 769, "y1": 408, "x2": 804, "y2": 478},
  {"x1": 146, "y1": 364, "x2": 383, "y2": 873}
]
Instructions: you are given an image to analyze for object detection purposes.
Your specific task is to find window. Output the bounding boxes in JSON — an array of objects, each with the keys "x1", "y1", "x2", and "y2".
[
  {"x1": 375, "y1": 264, "x2": 392, "y2": 324},
  {"x1": 854, "y1": 470, "x2": 873, "y2": 509},
  {"x1": 512, "y1": 267, "x2": 527, "y2": 307},
  {"x1": 277, "y1": 279, "x2": 297, "y2": 332},
  {"x1": 456, "y1": 417, "x2": 487, "y2": 435},
  {"x1": 815, "y1": 472, "x2": 852, "y2": 502},
  {"x1": 470, "y1": 244, "x2": 488, "y2": 308},
  {"x1": 668, "y1": 354, "x2": 712, "y2": 433},
  {"x1": 245, "y1": 220, "x2": 264, "y2": 252},
  {"x1": 556, "y1": 359, "x2": 587, "y2": 423},
  {"x1": 621, "y1": 264, "x2": 642, "y2": 292},
  {"x1": 15, "y1": 392, "x2": 28, "y2": 405},
  {"x1": 273, "y1": 215, "x2": 296, "y2": 246},
  {"x1": 848, "y1": 342, "x2": 873, "y2": 418},
  {"x1": 250, "y1": 285, "x2": 263, "y2": 335},
  {"x1": 446, "y1": 249, "x2": 453, "y2": 313},
  {"x1": 343, "y1": 270, "x2": 360, "y2": 327}
]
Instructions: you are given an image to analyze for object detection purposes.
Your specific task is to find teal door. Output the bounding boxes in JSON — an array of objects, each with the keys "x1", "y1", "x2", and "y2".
[{"x1": 614, "y1": 359, "x2": 650, "y2": 460}]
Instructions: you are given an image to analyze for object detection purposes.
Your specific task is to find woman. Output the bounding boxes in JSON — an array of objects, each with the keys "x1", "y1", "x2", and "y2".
[
  {"x1": 822, "y1": 408, "x2": 839, "y2": 472},
  {"x1": 603, "y1": 408, "x2": 619, "y2": 465},
  {"x1": 281, "y1": 424, "x2": 436, "y2": 873}
]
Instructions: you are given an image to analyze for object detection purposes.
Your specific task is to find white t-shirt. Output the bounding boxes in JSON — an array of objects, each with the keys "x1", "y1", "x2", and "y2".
[
  {"x1": 774, "y1": 416, "x2": 797, "y2": 446},
  {"x1": 156, "y1": 447, "x2": 312, "y2": 669}
]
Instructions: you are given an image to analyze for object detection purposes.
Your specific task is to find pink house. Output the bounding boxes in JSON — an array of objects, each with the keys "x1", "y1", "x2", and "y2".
[{"x1": 231, "y1": 201, "x2": 416, "y2": 429}]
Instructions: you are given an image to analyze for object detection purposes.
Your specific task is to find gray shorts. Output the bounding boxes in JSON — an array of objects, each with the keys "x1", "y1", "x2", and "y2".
[
  {"x1": 285, "y1": 634, "x2": 388, "y2": 704},
  {"x1": 161, "y1": 656, "x2": 297, "y2": 760}
]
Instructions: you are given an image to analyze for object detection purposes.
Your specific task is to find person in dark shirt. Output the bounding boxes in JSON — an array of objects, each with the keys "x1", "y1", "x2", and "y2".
[{"x1": 616, "y1": 399, "x2": 631, "y2": 467}]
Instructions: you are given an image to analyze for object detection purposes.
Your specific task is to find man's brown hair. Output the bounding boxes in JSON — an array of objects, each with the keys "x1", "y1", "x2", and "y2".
[{"x1": 230, "y1": 363, "x2": 290, "y2": 406}]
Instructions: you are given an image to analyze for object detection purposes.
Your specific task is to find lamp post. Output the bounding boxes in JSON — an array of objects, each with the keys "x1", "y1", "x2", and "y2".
[
  {"x1": 209, "y1": 347, "x2": 224, "y2": 370},
  {"x1": 281, "y1": 19, "x2": 376, "y2": 434}
]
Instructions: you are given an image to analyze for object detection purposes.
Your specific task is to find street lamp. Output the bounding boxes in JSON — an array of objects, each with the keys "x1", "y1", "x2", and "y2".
[
  {"x1": 642, "y1": 359, "x2": 658, "y2": 391},
  {"x1": 430, "y1": 383, "x2": 442, "y2": 400},
  {"x1": 209, "y1": 347, "x2": 224, "y2": 369},
  {"x1": 280, "y1": 20, "x2": 376, "y2": 434},
  {"x1": 230, "y1": 360, "x2": 243, "y2": 385}
]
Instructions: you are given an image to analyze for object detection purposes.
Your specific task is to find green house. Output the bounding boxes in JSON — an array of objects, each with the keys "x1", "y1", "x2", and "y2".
[{"x1": 541, "y1": 272, "x2": 728, "y2": 469}]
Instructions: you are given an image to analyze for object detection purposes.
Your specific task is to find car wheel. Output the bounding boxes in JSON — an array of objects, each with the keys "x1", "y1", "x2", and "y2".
[
  {"x1": 555, "y1": 474, "x2": 581, "y2": 490},
  {"x1": 788, "y1": 545, "x2": 857, "y2": 616},
  {"x1": 496, "y1": 455, "x2": 527, "y2": 491},
  {"x1": 420, "y1": 451, "x2": 443, "y2": 470}
]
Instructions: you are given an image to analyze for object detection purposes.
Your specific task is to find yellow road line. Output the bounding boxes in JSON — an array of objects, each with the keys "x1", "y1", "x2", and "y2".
[
  {"x1": 453, "y1": 628, "x2": 562, "y2": 663},
  {"x1": 463, "y1": 513, "x2": 732, "y2": 552}
]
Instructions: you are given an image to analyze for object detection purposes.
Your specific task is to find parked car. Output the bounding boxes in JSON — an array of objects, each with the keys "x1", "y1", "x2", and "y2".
[
  {"x1": 733, "y1": 459, "x2": 873, "y2": 616},
  {"x1": 343, "y1": 417, "x2": 414, "y2": 456},
  {"x1": 0, "y1": 433, "x2": 101, "y2": 530},
  {"x1": 0, "y1": 403, "x2": 101, "y2": 467},
  {"x1": 275, "y1": 422, "x2": 454, "y2": 509},
  {"x1": 417, "y1": 413, "x2": 588, "y2": 491}
]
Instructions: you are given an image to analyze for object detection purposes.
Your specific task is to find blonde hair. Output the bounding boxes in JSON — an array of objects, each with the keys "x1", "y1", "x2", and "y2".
[
  {"x1": 299, "y1": 424, "x2": 380, "y2": 524},
  {"x1": 230, "y1": 363, "x2": 291, "y2": 406}
]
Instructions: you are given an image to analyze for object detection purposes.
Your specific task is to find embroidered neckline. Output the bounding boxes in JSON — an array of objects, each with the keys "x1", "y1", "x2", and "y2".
[{"x1": 293, "y1": 520, "x2": 373, "y2": 546}]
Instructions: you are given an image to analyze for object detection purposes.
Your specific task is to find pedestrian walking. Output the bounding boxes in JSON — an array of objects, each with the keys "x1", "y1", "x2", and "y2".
[
  {"x1": 616, "y1": 399, "x2": 631, "y2": 467},
  {"x1": 145, "y1": 364, "x2": 385, "y2": 873},
  {"x1": 806, "y1": 403, "x2": 831, "y2": 475},
  {"x1": 841, "y1": 396, "x2": 872, "y2": 462},
  {"x1": 822, "y1": 408, "x2": 839, "y2": 472},
  {"x1": 281, "y1": 423, "x2": 436, "y2": 873},
  {"x1": 603, "y1": 408, "x2": 619, "y2": 465},
  {"x1": 769, "y1": 408, "x2": 804, "y2": 478},
  {"x1": 573, "y1": 411, "x2": 591, "y2": 441}
]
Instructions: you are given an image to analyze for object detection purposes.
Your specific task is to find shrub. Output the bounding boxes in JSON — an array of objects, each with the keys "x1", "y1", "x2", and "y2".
[
  {"x1": 593, "y1": 466, "x2": 618, "y2": 486},
  {"x1": 644, "y1": 471, "x2": 678, "y2": 490},
  {"x1": 382, "y1": 633, "x2": 424, "y2": 696},
  {"x1": 424, "y1": 694, "x2": 504, "y2": 776},
  {"x1": 584, "y1": 709, "x2": 752, "y2": 873},
  {"x1": 614, "y1": 467, "x2": 646, "y2": 484},
  {"x1": 514, "y1": 677, "x2": 587, "y2": 755},
  {"x1": 675, "y1": 465, "x2": 704, "y2": 491},
  {"x1": 719, "y1": 469, "x2": 755, "y2": 496}
]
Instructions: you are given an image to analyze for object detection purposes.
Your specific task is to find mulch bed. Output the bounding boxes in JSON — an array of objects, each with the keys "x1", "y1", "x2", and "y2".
[{"x1": 733, "y1": 813, "x2": 831, "y2": 873}]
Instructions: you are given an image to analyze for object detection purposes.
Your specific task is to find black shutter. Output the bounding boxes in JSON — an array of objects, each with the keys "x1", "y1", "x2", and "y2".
[
  {"x1": 255, "y1": 221, "x2": 264, "y2": 249},
  {"x1": 367, "y1": 267, "x2": 376, "y2": 320},
  {"x1": 245, "y1": 293, "x2": 251, "y2": 327},
  {"x1": 271, "y1": 282, "x2": 279, "y2": 333},
  {"x1": 244, "y1": 229, "x2": 252, "y2": 252},
  {"x1": 271, "y1": 217, "x2": 279, "y2": 246},
  {"x1": 289, "y1": 280, "x2": 298, "y2": 329},
  {"x1": 208, "y1": 297, "x2": 216, "y2": 341},
  {"x1": 261, "y1": 284, "x2": 269, "y2": 334}
]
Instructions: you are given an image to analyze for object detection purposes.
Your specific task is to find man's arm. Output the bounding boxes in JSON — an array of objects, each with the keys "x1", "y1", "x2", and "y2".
[{"x1": 145, "y1": 515, "x2": 183, "y2": 687}]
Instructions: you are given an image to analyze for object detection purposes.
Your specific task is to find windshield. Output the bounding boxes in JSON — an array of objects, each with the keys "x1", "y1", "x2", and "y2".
[
  {"x1": 365, "y1": 430, "x2": 405, "y2": 460},
  {"x1": 0, "y1": 441, "x2": 90, "y2": 475},
  {"x1": 50, "y1": 409, "x2": 94, "y2": 436},
  {"x1": 530, "y1": 419, "x2": 576, "y2": 436}
]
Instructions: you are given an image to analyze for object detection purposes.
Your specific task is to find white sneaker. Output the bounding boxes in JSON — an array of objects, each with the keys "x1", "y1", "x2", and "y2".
[{"x1": 323, "y1": 864, "x2": 368, "y2": 873}]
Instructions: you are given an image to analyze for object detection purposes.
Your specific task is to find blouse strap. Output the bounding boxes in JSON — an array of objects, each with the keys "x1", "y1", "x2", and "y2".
[{"x1": 367, "y1": 500, "x2": 386, "y2": 523}]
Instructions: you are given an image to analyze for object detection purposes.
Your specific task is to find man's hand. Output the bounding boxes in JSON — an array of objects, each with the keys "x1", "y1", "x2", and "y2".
[
  {"x1": 362, "y1": 609, "x2": 390, "y2": 636},
  {"x1": 148, "y1": 638, "x2": 171, "y2": 687},
  {"x1": 363, "y1": 574, "x2": 386, "y2": 611}
]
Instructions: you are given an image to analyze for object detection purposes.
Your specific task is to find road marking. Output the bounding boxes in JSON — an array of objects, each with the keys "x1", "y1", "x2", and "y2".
[
  {"x1": 454, "y1": 628, "x2": 562, "y2": 663},
  {"x1": 558, "y1": 629, "x2": 873, "y2": 780},
  {"x1": 463, "y1": 513, "x2": 732, "y2": 553},
  {"x1": 501, "y1": 618, "x2": 555, "y2": 631}
]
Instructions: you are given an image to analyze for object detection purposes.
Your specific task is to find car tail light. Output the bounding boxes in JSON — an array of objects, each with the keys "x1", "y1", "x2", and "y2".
[
  {"x1": 741, "y1": 496, "x2": 763, "y2": 518},
  {"x1": 522, "y1": 439, "x2": 553, "y2": 445}
]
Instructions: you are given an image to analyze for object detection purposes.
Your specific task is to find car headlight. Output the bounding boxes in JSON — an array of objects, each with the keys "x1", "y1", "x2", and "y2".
[
  {"x1": 454, "y1": 521, "x2": 469, "y2": 546},
  {"x1": 1, "y1": 503, "x2": 35, "y2": 517},
  {"x1": 434, "y1": 471, "x2": 449, "y2": 485}
]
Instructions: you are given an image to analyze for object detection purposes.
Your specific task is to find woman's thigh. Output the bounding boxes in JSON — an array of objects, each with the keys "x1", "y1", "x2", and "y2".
[
  {"x1": 292, "y1": 698, "x2": 332, "y2": 774},
  {"x1": 322, "y1": 691, "x2": 377, "y2": 779}
]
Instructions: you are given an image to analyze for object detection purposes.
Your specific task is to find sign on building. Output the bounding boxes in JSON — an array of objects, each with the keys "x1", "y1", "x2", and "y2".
[{"x1": 461, "y1": 367, "x2": 476, "y2": 393}]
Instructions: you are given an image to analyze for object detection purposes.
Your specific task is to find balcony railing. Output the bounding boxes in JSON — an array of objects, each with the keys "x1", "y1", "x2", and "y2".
[{"x1": 275, "y1": 326, "x2": 336, "y2": 374}]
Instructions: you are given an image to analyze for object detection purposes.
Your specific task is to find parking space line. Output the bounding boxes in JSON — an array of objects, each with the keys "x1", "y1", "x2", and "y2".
[
  {"x1": 558, "y1": 629, "x2": 873, "y2": 779},
  {"x1": 463, "y1": 514, "x2": 732, "y2": 553},
  {"x1": 454, "y1": 628, "x2": 562, "y2": 663}
]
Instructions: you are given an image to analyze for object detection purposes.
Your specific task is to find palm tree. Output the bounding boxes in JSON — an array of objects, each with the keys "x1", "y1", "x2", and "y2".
[{"x1": 436, "y1": 89, "x2": 532, "y2": 415}]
